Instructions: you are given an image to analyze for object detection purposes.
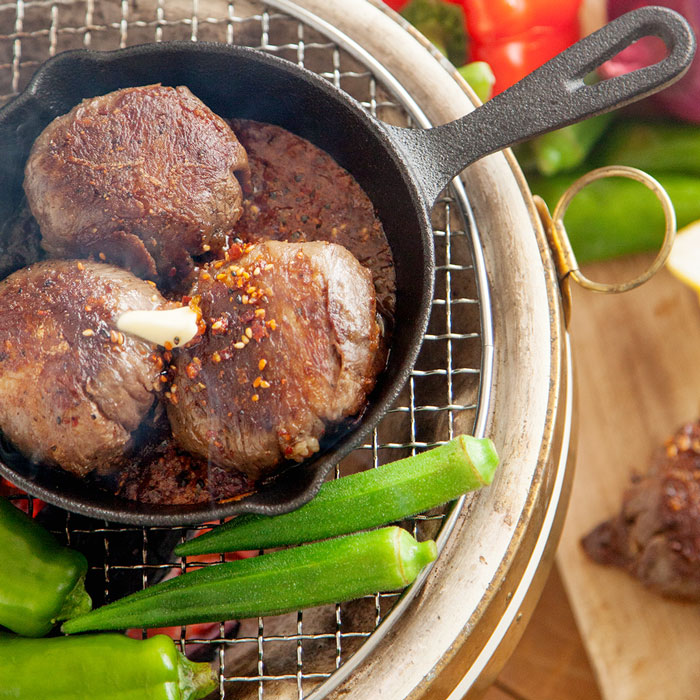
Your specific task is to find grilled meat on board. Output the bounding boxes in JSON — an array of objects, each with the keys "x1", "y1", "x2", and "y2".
[
  {"x1": 167, "y1": 240, "x2": 383, "y2": 480},
  {"x1": 582, "y1": 420, "x2": 700, "y2": 600},
  {"x1": 24, "y1": 85, "x2": 249, "y2": 291},
  {"x1": 0, "y1": 260, "x2": 166, "y2": 477}
]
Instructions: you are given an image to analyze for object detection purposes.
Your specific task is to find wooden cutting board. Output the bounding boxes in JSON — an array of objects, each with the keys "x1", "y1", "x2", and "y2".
[{"x1": 556, "y1": 254, "x2": 700, "y2": 700}]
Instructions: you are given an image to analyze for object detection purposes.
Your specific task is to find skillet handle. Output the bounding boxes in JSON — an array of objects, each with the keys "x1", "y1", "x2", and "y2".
[{"x1": 387, "y1": 5, "x2": 696, "y2": 206}]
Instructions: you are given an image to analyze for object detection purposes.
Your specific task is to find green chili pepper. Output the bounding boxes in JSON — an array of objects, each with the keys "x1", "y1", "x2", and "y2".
[
  {"x1": 529, "y1": 171, "x2": 700, "y2": 264},
  {"x1": 0, "y1": 632, "x2": 216, "y2": 699},
  {"x1": 175, "y1": 435, "x2": 497, "y2": 556},
  {"x1": 530, "y1": 113, "x2": 614, "y2": 176},
  {"x1": 594, "y1": 120, "x2": 700, "y2": 176},
  {"x1": 62, "y1": 526, "x2": 437, "y2": 633},
  {"x1": 0, "y1": 495, "x2": 91, "y2": 637}
]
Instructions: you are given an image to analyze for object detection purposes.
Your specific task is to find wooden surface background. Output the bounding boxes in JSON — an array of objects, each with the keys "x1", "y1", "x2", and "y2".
[
  {"x1": 484, "y1": 566, "x2": 601, "y2": 700},
  {"x1": 483, "y1": 255, "x2": 700, "y2": 700}
]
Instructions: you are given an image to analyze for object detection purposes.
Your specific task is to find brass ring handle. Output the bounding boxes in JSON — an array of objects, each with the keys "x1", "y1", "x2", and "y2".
[{"x1": 550, "y1": 165, "x2": 677, "y2": 293}]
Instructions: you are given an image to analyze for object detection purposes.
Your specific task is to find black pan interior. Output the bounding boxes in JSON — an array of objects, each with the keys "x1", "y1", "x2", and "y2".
[{"x1": 0, "y1": 42, "x2": 435, "y2": 525}]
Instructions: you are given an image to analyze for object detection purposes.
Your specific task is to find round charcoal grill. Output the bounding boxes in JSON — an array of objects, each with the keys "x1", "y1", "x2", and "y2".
[{"x1": 0, "y1": 1, "x2": 574, "y2": 698}]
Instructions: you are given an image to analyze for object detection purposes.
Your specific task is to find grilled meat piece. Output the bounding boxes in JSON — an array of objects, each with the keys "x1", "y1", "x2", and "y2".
[
  {"x1": 231, "y1": 119, "x2": 396, "y2": 321},
  {"x1": 116, "y1": 440, "x2": 254, "y2": 505},
  {"x1": 0, "y1": 260, "x2": 166, "y2": 477},
  {"x1": 24, "y1": 85, "x2": 249, "y2": 290},
  {"x1": 167, "y1": 240, "x2": 382, "y2": 480},
  {"x1": 582, "y1": 420, "x2": 700, "y2": 600}
]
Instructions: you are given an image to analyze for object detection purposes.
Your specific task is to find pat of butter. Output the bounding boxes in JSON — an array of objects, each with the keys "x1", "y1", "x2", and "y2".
[{"x1": 117, "y1": 307, "x2": 198, "y2": 348}]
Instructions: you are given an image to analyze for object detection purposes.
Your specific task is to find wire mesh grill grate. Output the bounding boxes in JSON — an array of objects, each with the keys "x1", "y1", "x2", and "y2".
[{"x1": 0, "y1": 1, "x2": 487, "y2": 697}]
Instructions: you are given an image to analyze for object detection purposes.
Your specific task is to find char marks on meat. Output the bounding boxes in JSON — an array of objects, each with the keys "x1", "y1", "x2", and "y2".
[
  {"x1": 167, "y1": 240, "x2": 382, "y2": 480},
  {"x1": 24, "y1": 85, "x2": 249, "y2": 291},
  {"x1": 582, "y1": 420, "x2": 700, "y2": 601},
  {"x1": 231, "y1": 119, "x2": 396, "y2": 321},
  {"x1": 0, "y1": 260, "x2": 166, "y2": 477}
]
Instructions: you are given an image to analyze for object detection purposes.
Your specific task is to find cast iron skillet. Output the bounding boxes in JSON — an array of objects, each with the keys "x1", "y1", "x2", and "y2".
[{"x1": 0, "y1": 6, "x2": 694, "y2": 525}]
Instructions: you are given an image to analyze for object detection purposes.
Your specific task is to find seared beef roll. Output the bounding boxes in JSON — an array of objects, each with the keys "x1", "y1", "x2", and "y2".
[
  {"x1": 24, "y1": 85, "x2": 249, "y2": 290},
  {"x1": 167, "y1": 241, "x2": 383, "y2": 480},
  {"x1": 0, "y1": 260, "x2": 166, "y2": 476}
]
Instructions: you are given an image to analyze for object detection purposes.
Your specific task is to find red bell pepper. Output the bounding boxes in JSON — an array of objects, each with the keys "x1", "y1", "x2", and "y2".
[
  {"x1": 384, "y1": 0, "x2": 411, "y2": 11},
  {"x1": 449, "y1": 0, "x2": 583, "y2": 94},
  {"x1": 448, "y1": 0, "x2": 582, "y2": 41}
]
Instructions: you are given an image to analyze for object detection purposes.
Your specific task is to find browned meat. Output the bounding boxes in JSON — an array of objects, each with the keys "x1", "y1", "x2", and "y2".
[
  {"x1": 116, "y1": 440, "x2": 254, "y2": 505},
  {"x1": 0, "y1": 260, "x2": 166, "y2": 477},
  {"x1": 167, "y1": 240, "x2": 382, "y2": 480},
  {"x1": 582, "y1": 420, "x2": 700, "y2": 600},
  {"x1": 24, "y1": 85, "x2": 249, "y2": 290},
  {"x1": 231, "y1": 119, "x2": 396, "y2": 321}
]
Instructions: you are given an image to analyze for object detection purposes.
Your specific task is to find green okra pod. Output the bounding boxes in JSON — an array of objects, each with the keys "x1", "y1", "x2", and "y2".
[
  {"x1": 0, "y1": 495, "x2": 91, "y2": 637},
  {"x1": 0, "y1": 632, "x2": 216, "y2": 699},
  {"x1": 595, "y1": 120, "x2": 700, "y2": 176},
  {"x1": 530, "y1": 114, "x2": 614, "y2": 176},
  {"x1": 175, "y1": 434, "x2": 498, "y2": 556},
  {"x1": 61, "y1": 526, "x2": 437, "y2": 633},
  {"x1": 529, "y1": 171, "x2": 700, "y2": 264}
]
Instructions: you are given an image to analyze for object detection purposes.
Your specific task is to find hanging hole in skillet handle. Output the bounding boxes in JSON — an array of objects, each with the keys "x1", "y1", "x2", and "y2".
[
  {"x1": 540, "y1": 165, "x2": 676, "y2": 325},
  {"x1": 394, "y1": 6, "x2": 696, "y2": 207}
]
